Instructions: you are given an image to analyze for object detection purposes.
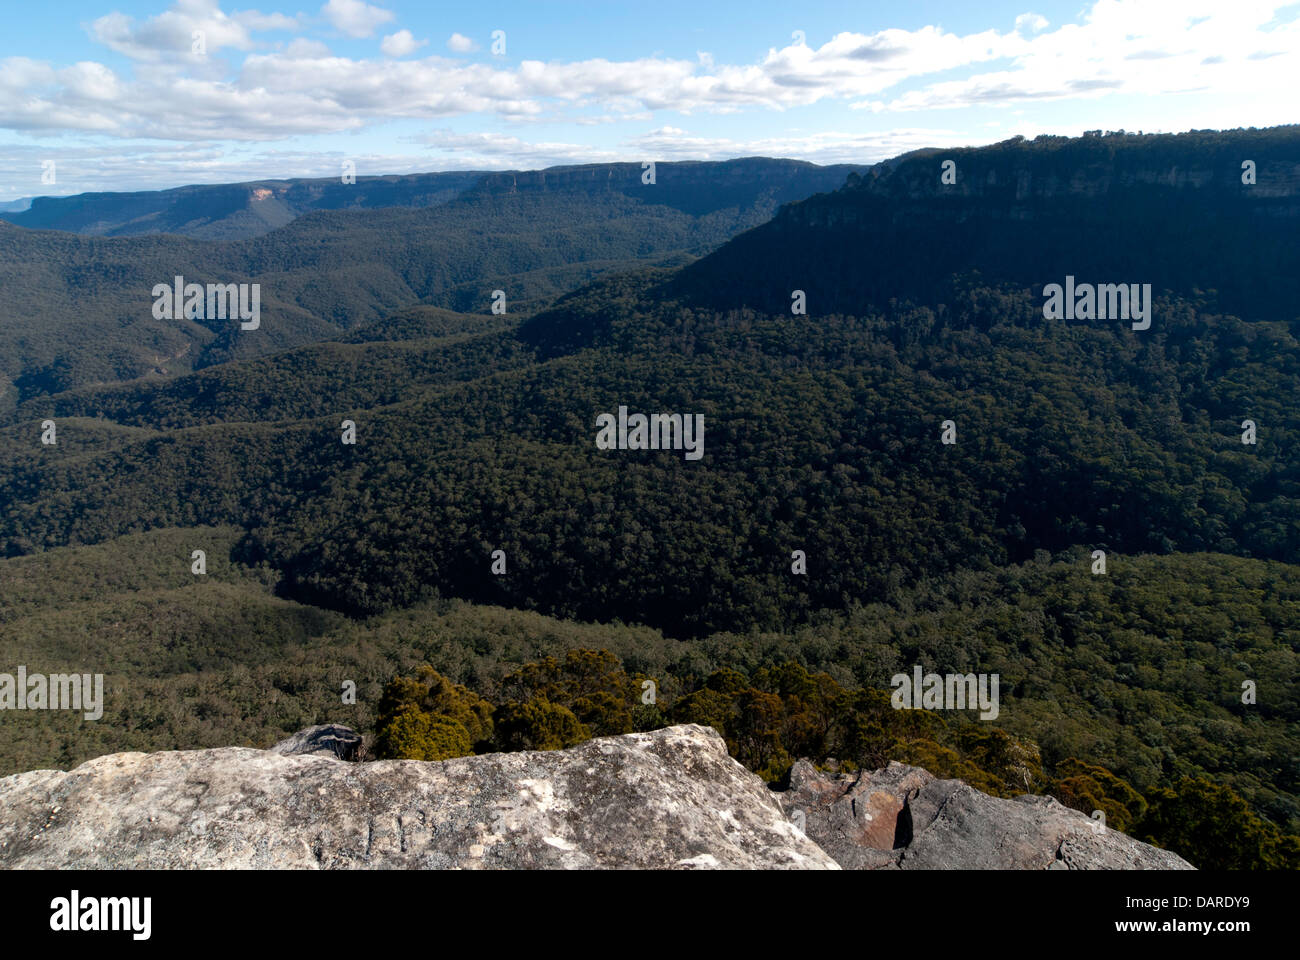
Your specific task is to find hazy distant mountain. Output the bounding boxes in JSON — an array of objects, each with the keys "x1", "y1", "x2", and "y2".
[
  {"x1": 0, "y1": 158, "x2": 868, "y2": 399},
  {"x1": 0, "y1": 158, "x2": 869, "y2": 242},
  {"x1": 0, "y1": 172, "x2": 486, "y2": 241}
]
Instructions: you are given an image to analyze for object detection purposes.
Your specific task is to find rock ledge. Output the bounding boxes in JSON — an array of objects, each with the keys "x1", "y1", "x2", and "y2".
[
  {"x1": 0, "y1": 724, "x2": 832, "y2": 869},
  {"x1": 0, "y1": 725, "x2": 1193, "y2": 870}
]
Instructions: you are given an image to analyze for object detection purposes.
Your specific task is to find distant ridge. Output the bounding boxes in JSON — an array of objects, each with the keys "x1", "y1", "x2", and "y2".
[
  {"x1": 0, "y1": 157, "x2": 869, "y2": 242},
  {"x1": 0, "y1": 171, "x2": 487, "y2": 241},
  {"x1": 0, "y1": 157, "x2": 868, "y2": 396},
  {"x1": 666, "y1": 126, "x2": 1300, "y2": 322}
]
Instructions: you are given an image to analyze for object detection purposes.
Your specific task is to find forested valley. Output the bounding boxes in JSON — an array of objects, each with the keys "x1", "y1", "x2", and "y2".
[{"x1": 1, "y1": 128, "x2": 1296, "y2": 869}]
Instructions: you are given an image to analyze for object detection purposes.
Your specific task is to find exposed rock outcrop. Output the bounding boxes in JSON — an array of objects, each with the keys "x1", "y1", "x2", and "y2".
[
  {"x1": 779, "y1": 759, "x2": 1194, "y2": 870},
  {"x1": 0, "y1": 724, "x2": 834, "y2": 870},
  {"x1": 268, "y1": 723, "x2": 363, "y2": 761},
  {"x1": 0, "y1": 724, "x2": 1193, "y2": 870}
]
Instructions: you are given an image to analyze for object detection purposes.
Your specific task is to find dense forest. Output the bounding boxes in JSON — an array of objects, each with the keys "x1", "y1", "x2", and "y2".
[
  {"x1": 0, "y1": 128, "x2": 1296, "y2": 869},
  {"x1": 4, "y1": 277, "x2": 1296, "y2": 635},
  {"x1": 1, "y1": 527, "x2": 1294, "y2": 869},
  {"x1": 373, "y1": 652, "x2": 1298, "y2": 871}
]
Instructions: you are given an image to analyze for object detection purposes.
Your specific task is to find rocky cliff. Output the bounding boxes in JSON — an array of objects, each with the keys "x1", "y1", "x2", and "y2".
[
  {"x1": 669, "y1": 125, "x2": 1300, "y2": 320},
  {"x1": 0, "y1": 724, "x2": 1191, "y2": 870},
  {"x1": 466, "y1": 158, "x2": 868, "y2": 219}
]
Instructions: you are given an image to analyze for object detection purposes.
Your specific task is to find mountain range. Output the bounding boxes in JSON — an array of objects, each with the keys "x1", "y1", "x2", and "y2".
[
  {"x1": 0, "y1": 158, "x2": 864, "y2": 401},
  {"x1": 0, "y1": 128, "x2": 1296, "y2": 869}
]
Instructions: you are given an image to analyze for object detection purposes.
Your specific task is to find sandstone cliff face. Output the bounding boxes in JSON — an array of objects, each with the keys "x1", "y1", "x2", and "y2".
[
  {"x1": 0, "y1": 724, "x2": 1192, "y2": 870},
  {"x1": 786, "y1": 132, "x2": 1300, "y2": 232}
]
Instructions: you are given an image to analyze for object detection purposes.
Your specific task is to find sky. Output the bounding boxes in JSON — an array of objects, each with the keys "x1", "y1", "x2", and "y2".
[{"x1": 1, "y1": 0, "x2": 1297, "y2": 200}]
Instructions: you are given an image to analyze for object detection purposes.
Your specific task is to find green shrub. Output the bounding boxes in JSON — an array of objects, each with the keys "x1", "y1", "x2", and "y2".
[
  {"x1": 493, "y1": 697, "x2": 591, "y2": 752},
  {"x1": 373, "y1": 705, "x2": 473, "y2": 761}
]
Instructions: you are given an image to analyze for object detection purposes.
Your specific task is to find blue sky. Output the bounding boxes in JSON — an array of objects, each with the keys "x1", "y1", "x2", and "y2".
[{"x1": 1, "y1": 0, "x2": 1298, "y2": 199}]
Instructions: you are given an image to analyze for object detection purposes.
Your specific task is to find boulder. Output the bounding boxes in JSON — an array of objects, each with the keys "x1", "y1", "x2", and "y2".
[
  {"x1": 779, "y1": 759, "x2": 1194, "y2": 869},
  {"x1": 268, "y1": 723, "x2": 363, "y2": 761}
]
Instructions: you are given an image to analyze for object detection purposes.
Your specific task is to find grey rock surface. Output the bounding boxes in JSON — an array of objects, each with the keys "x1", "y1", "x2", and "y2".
[
  {"x1": 0, "y1": 724, "x2": 835, "y2": 870},
  {"x1": 0, "y1": 723, "x2": 1196, "y2": 870},
  {"x1": 268, "y1": 724, "x2": 363, "y2": 761},
  {"x1": 779, "y1": 759, "x2": 1194, "y2": 870}
]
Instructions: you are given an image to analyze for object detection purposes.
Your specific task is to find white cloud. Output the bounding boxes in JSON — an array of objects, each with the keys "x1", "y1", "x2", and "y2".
[
  {"x1": 0, "y1": 139, "x2": 472, "y2": 196},
  {"x1": 416, "y1": 124, "x2": 975, "y2": 169},
  {"x1": 875, "y1": 0, "x2": 1300, "y2": 112},
  {"x1": 447, "y1": 33, "x2": 478, "y2": 53},
  {"x1": 381, "y1": 30, "x2": 425, "y2": 57},
  {"x1": 284, "y1": 38, "x2": 333, "y2": 59},
  {"x1": 61, "y1": 62, "x2": 125, "y2": 102},
  {"x1": 86, "y1": 0, "x2": 298, "y2": 61},
  {"x1": 419, "y1": 129, "x2": 620, "y2": 166},
  {"x1": 321, "y1": 0, "x2": 394, "y2": 39},
  {"x1": 1015, "y1": 13, "x2": 1049, "y2": 33},
  {"x1": 624, "y1": 125, "x2": 973, "y2": 165},
  {"x1": 3, "y1": 1, "x2": 1296, "y2": 145}
]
